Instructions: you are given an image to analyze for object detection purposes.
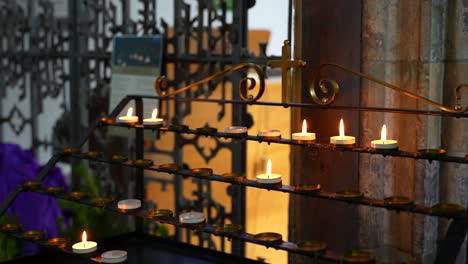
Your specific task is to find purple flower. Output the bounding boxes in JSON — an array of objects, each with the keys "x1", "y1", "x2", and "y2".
[{"x1": 0, "y1": 143, "x2": 67, "y2": 255}]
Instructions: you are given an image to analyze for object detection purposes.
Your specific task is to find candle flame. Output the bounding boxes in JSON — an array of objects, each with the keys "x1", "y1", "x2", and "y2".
[
  {"x1": 82, "y1": 231, "x2": 87, "y2": 247},
  {"x1": 151, "y1": 108, "x2": 158, "y2": 119},
  {"x1": 381, "y1": 124, "x2": 387, "y2": 144},
  {"x1": 266, "y1": 158, "x2": 272, "y2": 179},
  {"x1": 339, "y1": 118, "x2": 345, "y2": 139},
  {"x1": 301, "y1": 119, "x2": 307, "y2": 135},
  {"x1": 126, "y1": 107, "x2": 133, "y2": 117}
]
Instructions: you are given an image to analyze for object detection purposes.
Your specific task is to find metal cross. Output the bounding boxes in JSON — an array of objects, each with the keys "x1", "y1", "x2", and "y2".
[{"x1": 268, "y1": 40, "x2": 307, "y2": 103}]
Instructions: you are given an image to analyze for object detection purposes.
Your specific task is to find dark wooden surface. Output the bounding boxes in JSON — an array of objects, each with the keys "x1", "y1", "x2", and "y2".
[{"x1": 291, "y1": 0, "x2": 362, "y2": 257}]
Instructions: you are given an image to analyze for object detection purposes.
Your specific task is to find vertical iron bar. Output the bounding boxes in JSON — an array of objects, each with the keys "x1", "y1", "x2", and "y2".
[
  {"x1": 135, "y1": 97, "x2": 144, "y2": 233},
  {"x1": 230, "y1": 0, "x2": 248, "y2": 257},
  {"x1": 68, "y1": 0, "x2": 81, "y2": 189}
]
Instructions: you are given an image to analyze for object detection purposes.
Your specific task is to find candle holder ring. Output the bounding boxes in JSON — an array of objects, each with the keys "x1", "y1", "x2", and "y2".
[
  {"x1": 132, "y1": 159, "x2": 154, "y2": 167},
  {"x1": 417, "y1": 148, "x2": 446, "y2": 158},
  {"x1": 335, "y1": 190, "x2": 364, "y2": 200},
  {"x1": 431, "y1": 203, "x2": 466, "y2": 215},
  {"x1": 148, "y1": 209, "x2": 173, "y2": 219},
  {"x1": 221, "y1": 173, "x2": 246, "y2": 183},
  {"x1": 47, "y1": 237, "x2": 70, "y2": 249},
  {"x1": 181, "y1": 221, "x2": 206, "y2": 230},
  {"x1": 43, "y1": 186, "x2": 65, "y2": 194},
  {"x1": 216, "y1": 224, "x2": 243, "y2": 235},
  {"x1": 99, "y1": 116, "x2": 115, "y2": 125},
  {"x1": 22, "y1": 180, "x2": 42, "y2": 190},
  {"x1": 292, "y1": 138, "x2": 316, "y2": 145},
  {"x1": 258, "y1": 135, "x2": 282, "y2": 142},
  {"x1": 344, "y1": 250, "x2": 375, "y2": 264},
  {"x1": 68, "y1": 191, "x2": 89, "y2": 201},
  {"x1": 0, "y1": 223, "x2": 21, "y2": 233},
  {"x1": 22, "y1": 230, "x2": 45, "y2": 241},
  {"x1": 111, "y1": 154, "x2": 129, "y2": 162},
  {"x1": 91, "y1": 197, "x2": 114, "y2": 207},
  {"x1": 383, "y1": 196, "x2": 414, "y2": 207},
  {"x1": 158, "y1": 163, "x2": 180, "y2": 173},
  {"x1": 253, "y1": 232, "x2": 283, "y2": 244},
  {"x1": 297, "y1": 240, "x2": 327, "y2": 254},
  {"x1": 63, "y1": 148, "x2": 81, "y2": 155},
  {"x1": 191, "y1": 168, "x2": 213, "y2": 177},
  {"x1": 331, "y1": 143, "x2": 356, "y2": 149},
  {"x1": 84, "y1": 151, "x2": 103, "y2": 158},
  {"x1": 295, "y1": 184, "x2": 322, "y2": 193}
]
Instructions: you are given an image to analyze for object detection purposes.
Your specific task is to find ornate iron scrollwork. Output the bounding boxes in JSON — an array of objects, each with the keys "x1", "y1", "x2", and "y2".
[
  {"x1": 309, "y1": 63, "x2": 467, "y2": 113},
  {"x1": 155, "y1": 63, "x2": 266, "y2": 102}
]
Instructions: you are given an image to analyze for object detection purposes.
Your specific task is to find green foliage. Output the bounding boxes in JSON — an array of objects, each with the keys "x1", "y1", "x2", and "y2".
[
  {"x1": 0, "y1": 216, "x2": 19, "y2": 261},
  {"x1": 58, "y1": 164, "x2": 131, "y2": 241}
]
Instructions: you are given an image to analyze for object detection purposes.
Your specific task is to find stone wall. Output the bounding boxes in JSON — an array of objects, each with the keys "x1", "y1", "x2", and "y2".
[{"x1": 359, "y1": 0, "x2": 468, "y2": 263}]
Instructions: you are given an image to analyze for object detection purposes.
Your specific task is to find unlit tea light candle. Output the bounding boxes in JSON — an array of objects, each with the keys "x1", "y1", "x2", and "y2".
[
  {"x1": 118, "y1": 107, "x2": 138, "y2": 123},
  {"x1": 225, "y1": 126, "x2": 247, "y2": 134},
  {"x1": 179, "y1": 211, "x2": 205, "y2": 224},
  {"x1": 330, "y1": 118, "x2": 355, "y2": 145},
  {"x1": 102, "y1": 250, "x2": 128, "y2": 263},
  {"x1": 117, "y1": 199, "x2": 141, "y2": 210},
  {"x1": 371, "y1": 124, "x2": 398, "y2": 150},
  {"x1": 256, "y1": 159, "x2": 282, "y2": 184},
  {"x1": 143, "y1": 108, "x2": 163, "y2": 126},
  {"x1": 72, "y1": 231, "x2": 97, "y2": 254},
  {"x1": 292, "y1": 119, "x2": 316, "y2": 142},
  {"x1": 258, "y1": 129, "x2": 281, "y2": 138}
]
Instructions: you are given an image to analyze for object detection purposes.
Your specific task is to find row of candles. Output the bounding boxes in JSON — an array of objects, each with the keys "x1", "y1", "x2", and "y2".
[{"x1": 119, "y1": 107, "x2": 399, "y2": 150}]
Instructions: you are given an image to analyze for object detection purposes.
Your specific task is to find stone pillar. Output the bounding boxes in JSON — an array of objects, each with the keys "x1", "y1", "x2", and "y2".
[
  {"x1": 439, "y1": 1, "x2": 468, "y2": 263},
  {"x1": 358, "y1": 0, "x2": 457, "y2": 262}
]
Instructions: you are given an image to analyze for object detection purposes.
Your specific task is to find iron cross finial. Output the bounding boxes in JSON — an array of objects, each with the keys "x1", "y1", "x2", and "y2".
[{"x1": 267, "y1": 40, "x2": 307, "y2": 103}]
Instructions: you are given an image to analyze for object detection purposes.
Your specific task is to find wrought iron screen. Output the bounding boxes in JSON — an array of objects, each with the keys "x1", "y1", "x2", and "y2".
[{"x1": 0, "y1": 0, "x2": 271, "y2": 257}]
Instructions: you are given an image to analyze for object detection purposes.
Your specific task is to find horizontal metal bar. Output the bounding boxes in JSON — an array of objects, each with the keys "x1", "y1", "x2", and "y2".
[
  {"x1": 125, "y1": 95, "x2": 468, "y2": 118},
  {"x1": 102, "y1": 123, "x2": 467, "y2": 164},
  {"x1": 24, "y1": 189, "x2": 345, "y2": 262},
  {"x1": 67, "y1": 154, "x2": 468, "y2": 219}
]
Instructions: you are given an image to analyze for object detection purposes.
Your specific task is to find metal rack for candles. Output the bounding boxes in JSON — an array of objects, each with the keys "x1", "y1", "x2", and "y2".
[{"x1": 0, "y1": 58, "x2": 467, "y2": 263}]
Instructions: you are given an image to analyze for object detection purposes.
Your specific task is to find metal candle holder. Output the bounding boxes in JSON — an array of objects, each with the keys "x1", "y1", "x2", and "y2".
[
  {"x1": 132, "y1": 159, "x2": 154, "y2": 167},
  {"x1": 148, "y1": 209, "x2": 173, "y2": 219},
  {"x1": 158, "y1": 163, "x2": 180, "y2": 173},
  {"x1": 253, "y1": 232, "x2": 283, "y2": 244},
  {"x1": 295, "y1": 184, "x2": 322, "y2": 193},
  {"x1": 383, "y1": 196, "x2": 414, "y2": 207},
  {"x1": 43, "y1": 186, "x2": 65, "y2": 194},
  {"x1": 0, "y1": 223, "x2": 21, "y2": 233},
  {"x1": 216, "y1": 224, "x2": 243, "y2": 235},
  {"x1": 221, "y1": 173, "x2": 246, "y2": 183},
  {"x1": 22, "y1": 230, "x2": 45, "y2": 241},
  {"x1": 297, "y1": 240, "x2": 327, "y2": 254},
  {"x1": 344, "y1": 250, "x2": 375, "y2": 264},
  {"x1": 111, "y1": 154, "x2": 129, "y2": 162},
  {"x1": 91, "y1": 197, "x2": 114, "y2": 207},
  {"x1": 22, "y1": 181, "x2": 42, "y2": 190},
  {"x1": 335, "y1": 190, "x2": 364, "y2": 199},
  {"x1": 68, "y1": 191, "x2": 89, "y2": 201},
  {"x1": 47, "y1": 237, "x2": 70, "y2": 249},
  {"x1": 191, "y1": 168, "x2": 213, "y2": 177}
]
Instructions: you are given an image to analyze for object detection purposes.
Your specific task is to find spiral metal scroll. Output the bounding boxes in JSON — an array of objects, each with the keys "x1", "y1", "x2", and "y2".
[
  {"x1": 155, "y1": 63, "x2": 265, "y2": 102},
  {"x1": 309, "y1": 63, "x2": 468, "y2": 113}
]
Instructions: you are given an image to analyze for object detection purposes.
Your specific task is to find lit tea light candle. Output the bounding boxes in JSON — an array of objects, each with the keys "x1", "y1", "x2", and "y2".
[
  {"x1": 330, "y1": 118, "x2": 355, "y2": 145},
  {"x1": 371, "y1": 124, "x2": 398, "y2": 150},
  {"x1": 256, "y1": 159, "x2": 282, "y2": 184},
  {"x1": 179, "y1": 211, "x2": 205, "y2": 224},
  {"x1": 143, "y1": 108, "x2": 164, "y2": 126},
  {"x1": 292, "y1": 119, "x2": 316, "y2": 142},
  {"x1": 72, "y1": 231, "x2": 97, "y2": 254},
  {"x1": 118, "y1": 107, "x2": 138, "y2": 123}
]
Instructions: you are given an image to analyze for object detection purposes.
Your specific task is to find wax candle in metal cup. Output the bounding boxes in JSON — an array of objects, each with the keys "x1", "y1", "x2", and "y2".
[
  {"x1": 72, "y1": 231, "x2": 97, "y2": 254},
  {"x1": 330, "y1": 118, "x2": 355, "y2": 146},
  {"x1": 370, "y1": 125, "x2": 398, "y2": 150},
  {"x1": 292, "y1": 119, "x2": 316, "y2": 143},
  {"x1": 256, "y1": 159, "x2": 282, "y2": 185},
  {"x1": 118, "y1": 107, "x2": 138, "y2": 124}
]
